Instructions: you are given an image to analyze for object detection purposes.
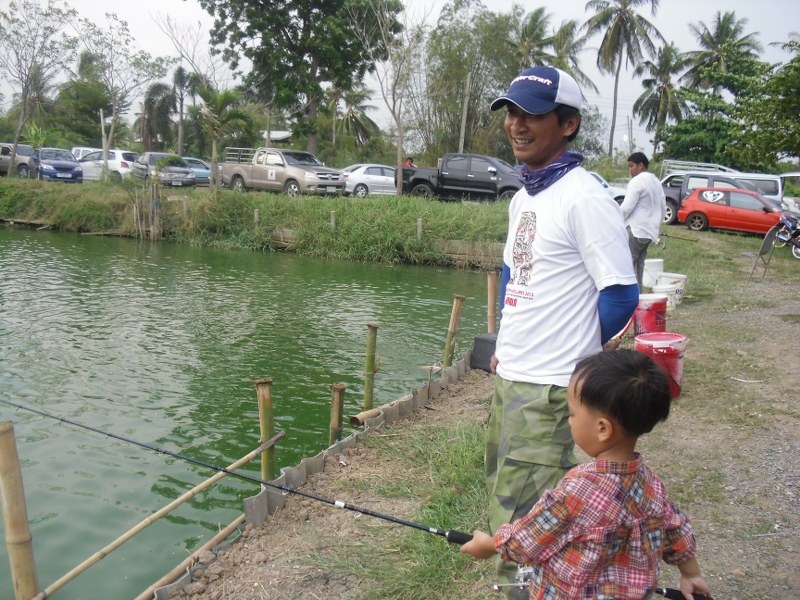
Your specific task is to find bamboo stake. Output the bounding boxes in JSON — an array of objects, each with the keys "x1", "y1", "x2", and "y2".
[
  {"x1": 487, "y1": 271, "x2": 498, "y2": 333},
  {"x1": 442, "y1": 294, "x2": 466, "y2": 367},
  {"x1": 0, "y1": 421, "x2": 40, "y2": 600},
  {"x1": 254, "y1": 378, "x2": 276, "y2": 482},
  {"x1": 31, "y1": 435, "x2": 282, "y2": 600},
  {"x1": 328, "y1": 383, "x2": 347, "y2": 445},
  {"x1": 364, "y1": 323, "x2": 378, "y2": 411}
]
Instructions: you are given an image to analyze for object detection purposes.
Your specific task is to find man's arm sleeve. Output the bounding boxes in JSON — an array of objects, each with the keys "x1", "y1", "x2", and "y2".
[
  {"x1": 499, "y1": 263, "x2": 510, "y2": 313},
  {"x1": 598, "y1": 283, "x2": 639, "y2": 344}
]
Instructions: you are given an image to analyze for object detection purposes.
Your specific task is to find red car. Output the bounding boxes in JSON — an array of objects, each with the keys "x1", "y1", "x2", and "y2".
[{"x1": 677, "y1": 187, "x2": 782, "y2": 234}]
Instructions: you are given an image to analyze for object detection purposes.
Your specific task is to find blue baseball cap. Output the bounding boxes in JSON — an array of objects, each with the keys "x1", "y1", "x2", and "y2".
[{"x1": 490, "y1": 66, "x2": 582, "y2": 114}]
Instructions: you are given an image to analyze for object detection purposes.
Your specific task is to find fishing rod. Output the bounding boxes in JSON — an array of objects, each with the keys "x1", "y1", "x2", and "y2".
[{"x1": 0, "y1": 399, "x2": 472, "y2": 545}]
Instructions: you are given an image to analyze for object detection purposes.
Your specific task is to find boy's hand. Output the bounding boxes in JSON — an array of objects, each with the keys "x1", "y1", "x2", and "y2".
[
  {"x1": 459, "y1": 530, "x2": 496, "y2": 559},
  {"x1": 679, "y1": 575, "x2": 712, "y2": 600}
]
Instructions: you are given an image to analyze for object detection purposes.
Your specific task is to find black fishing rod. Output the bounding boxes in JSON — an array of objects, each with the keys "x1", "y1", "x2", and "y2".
[{"x1": 0, "y1": 399, "x2": 472, "y2": 545}]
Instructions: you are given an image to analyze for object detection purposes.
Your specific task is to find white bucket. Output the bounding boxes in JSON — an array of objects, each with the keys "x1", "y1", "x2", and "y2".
[
  {"x1": 643, "y1": 258, "x2": 664, "y2": 288},
  {"x1": 651, "y1": 283, "x2": 679, "y2": 311},
  {"x1": 656, "y1": 272, "x2": 687, "y2": 304}
]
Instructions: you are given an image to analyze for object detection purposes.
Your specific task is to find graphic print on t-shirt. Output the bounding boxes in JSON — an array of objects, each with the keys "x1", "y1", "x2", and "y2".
[{"x1": 511, "y1": 211, "x2": 536, "y2": 286}]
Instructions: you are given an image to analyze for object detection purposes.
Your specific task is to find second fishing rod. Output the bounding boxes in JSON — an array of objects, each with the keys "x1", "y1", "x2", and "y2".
[{"x1": 1, "y1": 399, "x2": 474, "y2": 546}]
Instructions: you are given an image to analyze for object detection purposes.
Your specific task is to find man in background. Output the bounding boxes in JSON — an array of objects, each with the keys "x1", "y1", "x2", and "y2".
[{"x1": 620, "y1": 152, "x2": 666, "y2": 287}]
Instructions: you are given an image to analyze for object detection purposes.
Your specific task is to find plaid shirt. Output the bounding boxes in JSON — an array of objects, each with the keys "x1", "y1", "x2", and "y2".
[{"x1": 494, "y1": 454, "x2": 696, "y2": 600}]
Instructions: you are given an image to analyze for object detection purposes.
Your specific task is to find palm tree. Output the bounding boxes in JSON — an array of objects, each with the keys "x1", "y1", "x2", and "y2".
[
  {"x1": 135, "y1": 82, "x2": 175, "y2": 152},
  {"x1": 549, "y1": 19, "x2": 599, "y2": 95},
  {"x1": 683, "y1": 11, "x2": 763, "y2": 92},
  {"x1": 632, "y1": 43, "x2": 691, "y2": 156},
  {"x1": 339, "y1": 85, "x2": 379, "y2": 147},
  {"x1": 508, "y1": 6, "x2": 556, "y2": 70},
  {"x1": 583, "y1": 0, "x2": 665, "y2": 155},
  {"x1": 196, "y1": 87, "x2": 251, "y2": 191}
]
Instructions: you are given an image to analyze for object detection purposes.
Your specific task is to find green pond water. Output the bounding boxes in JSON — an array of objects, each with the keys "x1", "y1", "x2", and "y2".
[{"x1": 0, "y1": 227, "x2": 490, "y2": 599}]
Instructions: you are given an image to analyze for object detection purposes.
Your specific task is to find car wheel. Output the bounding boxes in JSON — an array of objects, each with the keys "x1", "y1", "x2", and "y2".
[
  {"x1": 686, "y1": 212, "x2": 708, "y2": 231},
  {"x1": 109, "y1": 171, "x2": 122, "y2": 182},
  {"x1": 18, "y1": 164, "x2": 28, "y2": 178},
  {"x1": 284, "y1": 180, "x2": 301, "y2": 197},
  {"x1": 232, "y1": 176, "x2": 246, "y2": 192},
  {"x1": 354, "y1": 183, "x2": 369, "y2": 198},
  {"x1": 792, "y1": 244, "x2": 800, "y2": 260},
  {"x1": 499, "y1": 189, "x2": 516, "y2": 200},
  {"x1": 663, "y1": 200, "x2": 678, "y2": 225},
  {"x1": 410, "y1": 183, "x2": 434, "y2": 197}
]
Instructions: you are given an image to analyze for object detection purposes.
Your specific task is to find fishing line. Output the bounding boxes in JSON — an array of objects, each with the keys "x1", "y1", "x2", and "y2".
[{"x1": 0, "y1": 398, "x2": 472, "y2": 545}]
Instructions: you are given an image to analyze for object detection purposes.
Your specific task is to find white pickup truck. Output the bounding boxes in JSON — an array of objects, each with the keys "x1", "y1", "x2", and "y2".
[{"x1": 220, "y1": 147, "x2": 345, "y2": 196}]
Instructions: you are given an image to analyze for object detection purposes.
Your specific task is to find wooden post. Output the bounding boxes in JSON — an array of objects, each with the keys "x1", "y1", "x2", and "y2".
[
  {"x1": 416, "y1": 218, "x2": 423, "y2": 240},
  {"x1": 442, "y1": 294, "x2": 466, "y2": 367},
  {"x1": 487, "y1": 271, "x2": 498, "y2": 333},
  {"x1": 364, "y1": 323, "x2": 378, "y2": 411},
  {"x1": 328, "y1": 383, "x2": 347, "y2": 445},
  {"x1": 0, "y1": 421, "x2": 40, "y2": 600},
  {"x1": 254, "y1": 378, "x2": 276, "y2": 482},
  {"x1": 330, "y1": 210, "x2": 336, "y2": 231},
  {"x1": 149, "y1": 183, "x2": 160, "y2": 241},
  {"x1": 254, "y1": 208, "x2": 260, "y2": 225}
]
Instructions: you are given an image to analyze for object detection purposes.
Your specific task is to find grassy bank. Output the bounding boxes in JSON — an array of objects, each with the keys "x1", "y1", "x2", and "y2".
[{"x1": 0, "y1": 179, "x2": 508, "y2": 266}]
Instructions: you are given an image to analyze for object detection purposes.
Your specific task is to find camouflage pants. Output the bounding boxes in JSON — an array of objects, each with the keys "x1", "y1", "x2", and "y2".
[{"x1": 485, "y1": 377, "x2": 576, "y2": 598}]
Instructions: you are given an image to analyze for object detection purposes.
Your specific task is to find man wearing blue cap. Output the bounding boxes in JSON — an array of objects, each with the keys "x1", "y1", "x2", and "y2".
[{"x1": 485, "y1": 65, "x2": 639, "y2": 596}]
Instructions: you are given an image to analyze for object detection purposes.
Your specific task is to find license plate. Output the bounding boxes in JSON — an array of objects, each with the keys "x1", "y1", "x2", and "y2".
[
  {"x1": 57, "y1": 173, "x2": 71, "y2": 178},
  {"x1": 171, "y1": 181, "x2": 183, "y2": 186},
  {"x1": 326, "y1": 186, "x2": 337, "y2": 193}
]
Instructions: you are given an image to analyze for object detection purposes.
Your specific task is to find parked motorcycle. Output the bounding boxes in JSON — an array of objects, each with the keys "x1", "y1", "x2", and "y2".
[{"x1": 775, "y1": 212, "x2": 800, "y2": 259}]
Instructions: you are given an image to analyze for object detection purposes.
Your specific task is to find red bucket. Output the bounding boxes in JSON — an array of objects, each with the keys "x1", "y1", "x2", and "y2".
[
  {"x1": 634, "y1": 332, "x2": 688, "y2": 400},
  {"x1": 633, "y1": 293, "x2": 668, "y2": 336}
]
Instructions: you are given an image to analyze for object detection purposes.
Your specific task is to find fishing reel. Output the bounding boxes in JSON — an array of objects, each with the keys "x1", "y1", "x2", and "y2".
[{"x1": 492, "y1": 564, "x2": 535, "y2": 592}]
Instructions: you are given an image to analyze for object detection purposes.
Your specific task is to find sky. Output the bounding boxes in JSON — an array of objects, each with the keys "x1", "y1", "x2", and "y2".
[{"x1": 7, "y1": 0, "x2": 800, "y2": 152}]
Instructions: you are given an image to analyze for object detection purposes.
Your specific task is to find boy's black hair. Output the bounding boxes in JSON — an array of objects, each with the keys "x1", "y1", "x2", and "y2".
[
  {"x1": 554, "y1": 104, "x2": 581, "y2": 142},
  {"x1": 627, "y1": 152, "x2": 649, "y2": 168},
  {"x1": 572, "y1": 349, "x2": 671, "y2": 436}
]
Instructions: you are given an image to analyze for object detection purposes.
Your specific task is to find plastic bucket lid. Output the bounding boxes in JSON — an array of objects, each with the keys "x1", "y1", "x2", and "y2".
[{"x1": 634, "y1": 332, "x2": 687, "y2": 350}]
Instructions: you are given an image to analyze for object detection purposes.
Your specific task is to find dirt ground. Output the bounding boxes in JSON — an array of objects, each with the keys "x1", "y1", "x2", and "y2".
[{"x1": 169, "y1": 246, "x2": 800, "y2": 600}]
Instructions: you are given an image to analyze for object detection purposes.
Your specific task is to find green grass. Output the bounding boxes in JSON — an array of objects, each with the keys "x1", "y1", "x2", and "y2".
[{"x1": 308, "y1": 422, "x2": 494, "y2": 599}]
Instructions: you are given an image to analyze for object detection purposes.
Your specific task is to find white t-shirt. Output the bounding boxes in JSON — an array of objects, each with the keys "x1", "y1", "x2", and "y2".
[
  {"x1": 619, "y1": 171, "x2": 666, "y2": 242},
  {"x1": 496, "y1": 167, "x2": 636, "y2": 387}
]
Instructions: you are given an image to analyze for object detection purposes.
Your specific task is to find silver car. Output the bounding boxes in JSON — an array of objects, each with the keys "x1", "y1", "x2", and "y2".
[
  {"x1": 342, "y1": 163, "x2": 397, "y2": 197},
  {"x1": 79, "y1": 149, "x2": 139, "y2": 181}
]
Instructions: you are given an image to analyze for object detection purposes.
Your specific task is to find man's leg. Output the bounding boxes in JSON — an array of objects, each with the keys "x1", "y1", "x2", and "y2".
[
  {"x1": 628, "y1": 232, "x2": 651, "y2": 288},
  {"x1": 486, "y1": 379, "x2": 575, "y2": 598}
]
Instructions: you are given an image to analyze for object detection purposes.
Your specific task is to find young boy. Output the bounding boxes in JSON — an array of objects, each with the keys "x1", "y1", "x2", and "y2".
[{"x1": 462, "y1": 349, "x2": 712, "y2": 600}]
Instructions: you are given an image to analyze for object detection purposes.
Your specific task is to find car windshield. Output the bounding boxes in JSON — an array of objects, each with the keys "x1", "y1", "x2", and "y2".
[
  {"x1": 41, "y1": 149, "x2": 75, "y2": 161},
  {"x1": 283, "y1": 151, "x2": 323, "y2": 166}
]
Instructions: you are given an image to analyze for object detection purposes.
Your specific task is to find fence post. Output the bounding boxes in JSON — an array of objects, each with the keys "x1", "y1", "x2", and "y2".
[
  {"x1": 254, "y1": 378, "x2": 276, "y2": 482},
  {"x1": 329, "y1": 383, "x2": 347, "y2": 445},
  {"x1": 416, "y1": 218, "x2": 423, "y2": 240},
  {"x1": 442, "y1": 294, "x2": 466, "y2": 367},
  {"x1": 487, "y1": 271, "x2": 498, "y2": 333},
  {"x1": 0, "y1": 421, "x2": 40, "y2": 600},
  {"x1": 330, "y1": 210, "x2": 336, "y2": 231},
  {"x1": 364, "y1": 323, "x2": 378, "y2": 411}
]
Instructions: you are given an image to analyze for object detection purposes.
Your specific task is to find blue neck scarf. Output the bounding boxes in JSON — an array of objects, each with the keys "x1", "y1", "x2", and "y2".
[{"x1": 518, "y1": 150, "x2": 584, "y2": 196}]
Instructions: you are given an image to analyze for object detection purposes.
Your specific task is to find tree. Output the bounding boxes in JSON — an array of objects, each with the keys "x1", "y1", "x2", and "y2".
[
  {"x1": 683, "y1": 11, "x2": 763, "y2": 93},
  {"x1": 196, "y1": 87, "x2": 252, "y2": 191},
  {"x1": 71, "y1": 13, "x2": 172, "y2": 159},
  {"x1": 135, "y1": 82, "x2": 176, "y2": 152},
  {"x1": 0, "y1": 0, "x2": 77, "y2": 175},
  {"x1": 632, "y1": 43, "x2": 691, "y2": 157},
  {"x1": 583, "y1": 0, "x2": 665, "y2": 155},
  {"x1": 55, "y1": 51, "x2": 114, "y2": 147},
  {"x1": 348, "y1": 1, "x2": 420, "y2": 189},
  {"x1": 196, "y1": 0, "x2": 403, "y2": 155},
  {"x1": 549, "y1": 19, "x2": 599, "y2": 94},
  {"x1": 508, "y1": 6, "x2": 555, "y2": 70}
]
